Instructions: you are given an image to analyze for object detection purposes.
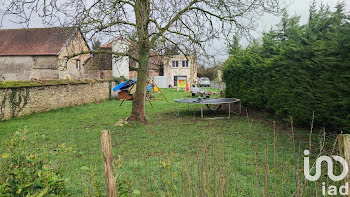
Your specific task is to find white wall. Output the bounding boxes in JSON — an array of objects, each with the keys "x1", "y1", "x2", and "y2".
[
  {"x1": 112, "y1": 40, "x2": 130, "y2": 79},
  {"x1": 153, "y1": 76, "x2": 169, "y2": 88}
]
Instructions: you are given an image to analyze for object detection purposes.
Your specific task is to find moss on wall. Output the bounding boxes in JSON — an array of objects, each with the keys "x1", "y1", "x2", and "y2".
[
  {"x1": 0, "y1": 79, "x2": 107, "y2": 89},
  {"x1": 0, "y1": 80, "x2": 117, "y2": 121},
  {"x1": 8, "y1": 88, "x2": 30, "y2": 118},
  {"x1": 0, "y1": 91, "x2": 7, "y2": 120}
]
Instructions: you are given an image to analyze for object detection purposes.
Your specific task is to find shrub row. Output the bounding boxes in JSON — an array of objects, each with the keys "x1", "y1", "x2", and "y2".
[{"x1": 223, "y1": 4, "x2": 349, "y2": 132}]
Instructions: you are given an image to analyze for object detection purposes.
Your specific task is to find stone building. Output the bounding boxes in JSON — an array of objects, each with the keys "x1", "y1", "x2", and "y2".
[
  {"x1": 95, "y1": 39, "x2": 163, "y2": 80},
  {"x1": 163, "y1": 55, "x2": 198, "y2": 87},
  {"x1": 0, "y1": 27, "x2": 90, "y2": 81},
  {"x1": 83, "y1": 44, "x2": 113, "y2": 79}
]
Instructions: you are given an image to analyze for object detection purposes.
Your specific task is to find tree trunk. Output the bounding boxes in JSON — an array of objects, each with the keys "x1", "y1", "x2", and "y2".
[
  {"x1": 128, "y1": 0, "x2": 150, "y2": 124},
  {"x1": 129, "y1": 47, "x2": 149, "y2": 123}
]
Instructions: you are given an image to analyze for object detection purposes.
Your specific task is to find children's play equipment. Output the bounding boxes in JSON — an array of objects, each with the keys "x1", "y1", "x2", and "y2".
[
  {"x1": 173, "y1": 98, "x2": 241, "y2": 119},
  {"x1": 113, "y1": 78, "x2": 169, "y2": 107}
]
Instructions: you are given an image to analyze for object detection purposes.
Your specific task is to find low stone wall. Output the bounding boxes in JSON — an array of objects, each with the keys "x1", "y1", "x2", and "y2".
[
  {"x1": 84, "y1": 70, "x2": 113, "y2": 80},
  {"x1": 0, "y1": 80, "x2": 117, "y2": 121}
]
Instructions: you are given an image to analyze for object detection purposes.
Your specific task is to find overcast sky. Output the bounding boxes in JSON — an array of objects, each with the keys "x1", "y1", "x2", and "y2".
[
  {"x1": 207, "y1": 0, "x2": 350, "y2": 64},
  {"x1": 1, "y1": 0, "x2": 349, "y2": 66}
]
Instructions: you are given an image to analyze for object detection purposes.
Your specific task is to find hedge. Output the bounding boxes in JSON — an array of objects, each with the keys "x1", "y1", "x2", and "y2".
[{"x1": 223, "y1": 5, "x2": 350, "y2": 132}]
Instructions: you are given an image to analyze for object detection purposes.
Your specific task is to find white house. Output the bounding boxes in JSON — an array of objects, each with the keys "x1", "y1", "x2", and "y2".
[{"x1": 112, "y1": 39, "x2": 130, "y2": 79}]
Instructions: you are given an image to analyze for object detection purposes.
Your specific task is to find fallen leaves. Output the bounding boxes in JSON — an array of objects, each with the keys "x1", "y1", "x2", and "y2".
[{"x1": 115, "y1": 118, "x2": 130, "y2": 127}]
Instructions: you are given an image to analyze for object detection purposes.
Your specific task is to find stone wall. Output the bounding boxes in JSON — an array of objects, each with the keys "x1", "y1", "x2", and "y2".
[
  {"x1": 58, "y1": 31, "x2": 91, "y2": 80},
  {"x1": 0, "y1": 81, "x2": 117, "y2": 121},
  {"x1": 129, "y1": 70, "x2": 159, "y2": 80},
  {"x1": 84, "y1": 70, "x2": 113, "y2": 80},
  {"x1": 0, "y1": 56, "x2": 59, "y2": 81}
]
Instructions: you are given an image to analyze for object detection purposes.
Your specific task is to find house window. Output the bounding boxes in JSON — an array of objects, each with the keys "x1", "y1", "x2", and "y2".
[
  {"x1": 159, "y1": 64, "x2": 164, "y2": 76},
  {"x1": 172, "y1": 60, "x2": 179, "y2": 68},
  {"x1": 76, "y1": 59, "x2": 80, "y2": 70},
  {"x1": 182, "y1": 60, "x2": 189, "y2": 67}
]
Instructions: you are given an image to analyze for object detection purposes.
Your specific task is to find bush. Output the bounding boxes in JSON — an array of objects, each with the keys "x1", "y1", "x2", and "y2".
[
  {"x1": 223, "y1": 4, "x2": 350, "y2": 131},
  {"x1": 0, "y1": 130, "x2": 67, "y2": 196}
]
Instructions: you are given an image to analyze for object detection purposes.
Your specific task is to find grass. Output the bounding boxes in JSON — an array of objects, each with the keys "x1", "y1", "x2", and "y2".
[{"x1": 0, "y1": 88, "x2": 337, "y2": 196}]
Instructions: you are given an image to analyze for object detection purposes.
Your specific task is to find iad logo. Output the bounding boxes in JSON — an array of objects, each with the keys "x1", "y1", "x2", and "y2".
[
  {"x1": 304, "y1": 150, "x2": 348, "y2": 181},
  {"x1": 304, "y1": 150, "x2": 349, "y2": 196}
]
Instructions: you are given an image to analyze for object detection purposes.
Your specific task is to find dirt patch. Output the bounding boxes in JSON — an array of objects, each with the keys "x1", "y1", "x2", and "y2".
[{"x1": 146, "y1": 129, "x2": 155, "y2": 134}]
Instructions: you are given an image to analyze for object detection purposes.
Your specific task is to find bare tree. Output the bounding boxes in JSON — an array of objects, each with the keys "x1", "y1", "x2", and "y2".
[{"x1": 0, "y1": 0, "x2": 282, "y2": 123}]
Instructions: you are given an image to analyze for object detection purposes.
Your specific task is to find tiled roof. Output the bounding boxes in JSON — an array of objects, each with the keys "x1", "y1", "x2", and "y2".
[
  {"x1": 100, "y1": 42, "x2": 112, "y2": 49},
  {"x1": 0, "y1": 27, "x2": 76, "y2": 56},
  {"x1": 100, "y1": 37, "x2": 126, "y2": 49}
]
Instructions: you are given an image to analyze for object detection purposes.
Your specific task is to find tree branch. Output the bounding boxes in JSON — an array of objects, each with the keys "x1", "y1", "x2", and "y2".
[
  {"x1": 65, "y1": 50, "x2": 140, "y2": 63},
  {"x1": 150, "y1": 0, "x2": 201, "y2": 44}
]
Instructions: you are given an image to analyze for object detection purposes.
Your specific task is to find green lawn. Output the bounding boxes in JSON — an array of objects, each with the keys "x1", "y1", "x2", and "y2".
[{"x1": 0, "y1": 88, "x2": 336, "y2": 196}]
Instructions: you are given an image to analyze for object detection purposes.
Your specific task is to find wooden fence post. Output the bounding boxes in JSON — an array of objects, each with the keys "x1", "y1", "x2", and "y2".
[
  {"x1": 338, "y1": 134, "x2": 350, "y2": 197},
  {"x1": 101, "y1": 130, "x2": 117, "y2": 197}
]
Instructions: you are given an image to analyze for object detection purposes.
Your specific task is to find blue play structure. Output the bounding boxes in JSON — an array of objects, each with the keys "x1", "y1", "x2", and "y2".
[
  {"x1": 113, "y1": 79, "x2": 136, "y2": 92},
  {"x1": 113, "y1": 79, "x2": 152, "y2": 92},
  {"x1": 114, "y1": 79, "x2": 169, "y2": 107}
]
